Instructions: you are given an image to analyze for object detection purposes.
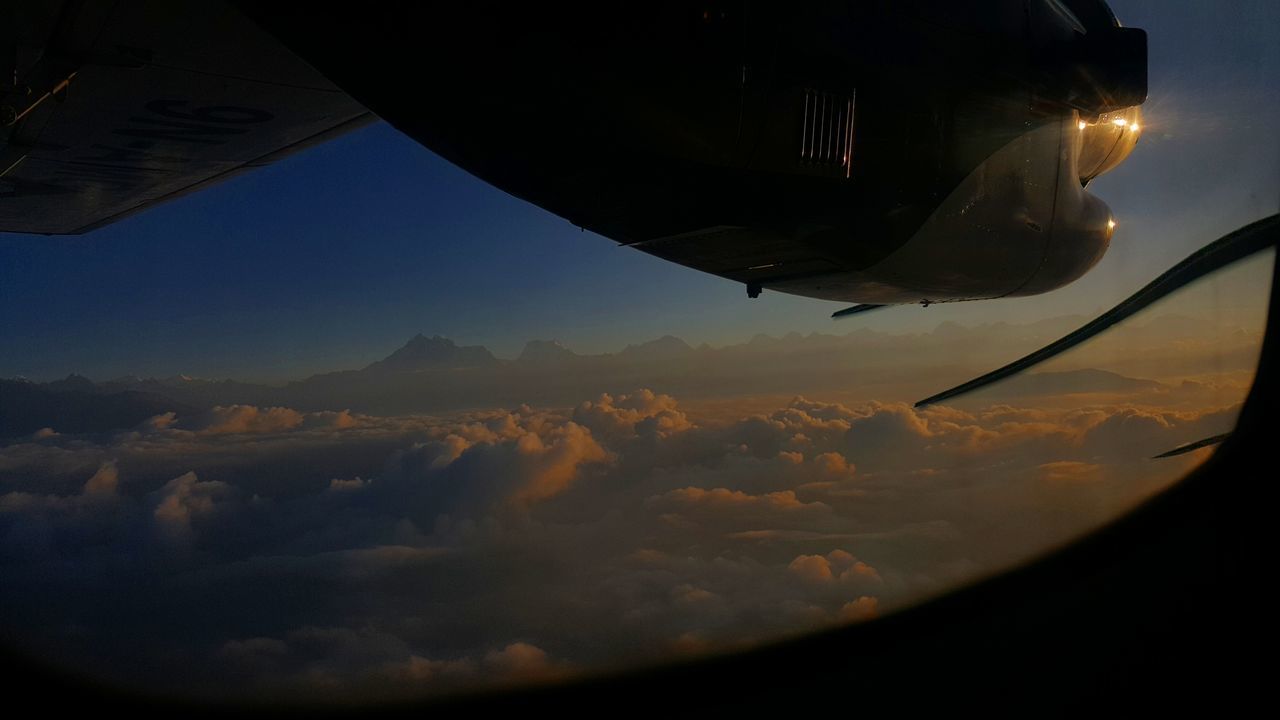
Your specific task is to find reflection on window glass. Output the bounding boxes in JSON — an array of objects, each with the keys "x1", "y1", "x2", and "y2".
[{"x1": 0, "y1": 0, "x2": 1276, "y2": 704}]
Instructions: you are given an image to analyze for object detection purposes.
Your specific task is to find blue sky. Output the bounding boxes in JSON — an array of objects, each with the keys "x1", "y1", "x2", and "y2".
[{"x1": 1, "y1": 0, "x2": 1276, "y2": 382}]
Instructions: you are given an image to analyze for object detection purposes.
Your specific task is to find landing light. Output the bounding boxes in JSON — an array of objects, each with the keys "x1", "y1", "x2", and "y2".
[
  {"x1": 1108, "y1": 219, "x2": 1117, "y2": 230},
  {"x1": 1078, "y1": 121, "x2": 1087, "y2": 130},
  {"x1": 1112, "y1": 118, "x2": 1128, "y2": 127}
]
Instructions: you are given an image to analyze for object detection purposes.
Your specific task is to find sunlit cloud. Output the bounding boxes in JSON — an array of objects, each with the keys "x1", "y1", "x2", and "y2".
[{"x1": 0, "y1": 373, "x2": 1247, "y2": 699}]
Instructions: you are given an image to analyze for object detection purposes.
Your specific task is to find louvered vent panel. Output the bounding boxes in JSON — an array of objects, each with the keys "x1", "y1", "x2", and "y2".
[{"x1": 799, "y1": 89, "x2": 855, "y2": 178}]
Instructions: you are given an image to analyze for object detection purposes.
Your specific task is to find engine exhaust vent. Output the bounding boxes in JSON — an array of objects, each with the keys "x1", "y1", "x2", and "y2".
[{"x1": 799, "y1": 89, "x2": 855, "y2": 178}]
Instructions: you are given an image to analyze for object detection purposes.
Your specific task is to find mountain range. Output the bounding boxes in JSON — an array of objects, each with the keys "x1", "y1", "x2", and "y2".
[{"x1": 2, "y1": 313, "x2": 1250, "y2": 440}]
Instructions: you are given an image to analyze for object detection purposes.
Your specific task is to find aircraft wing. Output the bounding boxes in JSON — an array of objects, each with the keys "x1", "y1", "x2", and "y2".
[{"x1": 0, "y1": 0, "x2": 371, "y2": 235}]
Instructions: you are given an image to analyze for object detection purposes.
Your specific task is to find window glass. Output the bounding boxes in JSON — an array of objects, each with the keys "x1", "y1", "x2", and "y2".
[{"x1": 0, "y1": 0, "x2": 1275, "y2": 703}]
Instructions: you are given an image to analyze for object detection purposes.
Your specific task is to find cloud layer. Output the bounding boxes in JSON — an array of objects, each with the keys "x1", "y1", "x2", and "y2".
[{"x1": 0, "y1": 384, "x2": 1243, "y2": 700}]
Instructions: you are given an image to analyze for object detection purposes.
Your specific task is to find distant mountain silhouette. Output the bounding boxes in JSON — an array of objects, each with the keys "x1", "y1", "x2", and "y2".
[
  {"x1": 991, "y1": 369, "x2": 1166, "y2": 398},
  {"x1": 618, "y1": 335, "x2": 693, "y2": 361},
  {"x1": 42, "y1": 373, "x2": 98, "y2": 394},
  {"x1": 517, "y1": 340, "x2": 578, "y2": 365},
  {"x1": 363, "y1": 334, "x2": 498, "y2": 373},
  {"x1": 95, "y1": 375, "x2": 280, "y2": 407},
  {"x1": 3, "y1": 314, "x2": 1229, "y2": 425},
  {"x1": 0, "y1": 378, "x2": 197, "y2": 439}
]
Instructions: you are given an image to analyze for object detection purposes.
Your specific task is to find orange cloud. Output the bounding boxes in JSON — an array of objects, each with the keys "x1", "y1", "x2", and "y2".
[
  {"x1": 788, "y1": 554, "x2": 835, "y2": 583},
  {"x1": 1038, "y1": 461, "x2": 1104, "y2": 483},
  {"x1": 788, "y1": 549, "x2": 881, "y2": 584},
  {"x1": 838, "y1": 596, "x2": 880, "y2": 622},
  {"x1": 187, "y1": 405, "x2": 305, "y2": 434},
  {"x1": 572, "y1": 389, "x2": 692, "y2": 440}
]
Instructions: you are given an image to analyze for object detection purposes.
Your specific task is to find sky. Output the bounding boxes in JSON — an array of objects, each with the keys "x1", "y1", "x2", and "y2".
[{"x1": 0, "y1": 0, "x2": 1277, "y2": 382}]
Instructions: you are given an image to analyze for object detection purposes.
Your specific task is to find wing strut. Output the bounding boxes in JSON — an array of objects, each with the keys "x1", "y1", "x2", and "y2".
[
  {"x1": 1152, "y1": 433, "x2": 1231, "y2": 459},
  {"x1": 831, "y1": 303, "x2": 887, "y2": 319},
  {"x1": 914, "y1": 213, "x2": 1280, "y2": 408}
]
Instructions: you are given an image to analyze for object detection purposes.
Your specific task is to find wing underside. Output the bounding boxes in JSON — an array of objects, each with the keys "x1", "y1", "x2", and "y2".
[{"x1": 1, "y1": 0, "x2": 371, "y2": 235}]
